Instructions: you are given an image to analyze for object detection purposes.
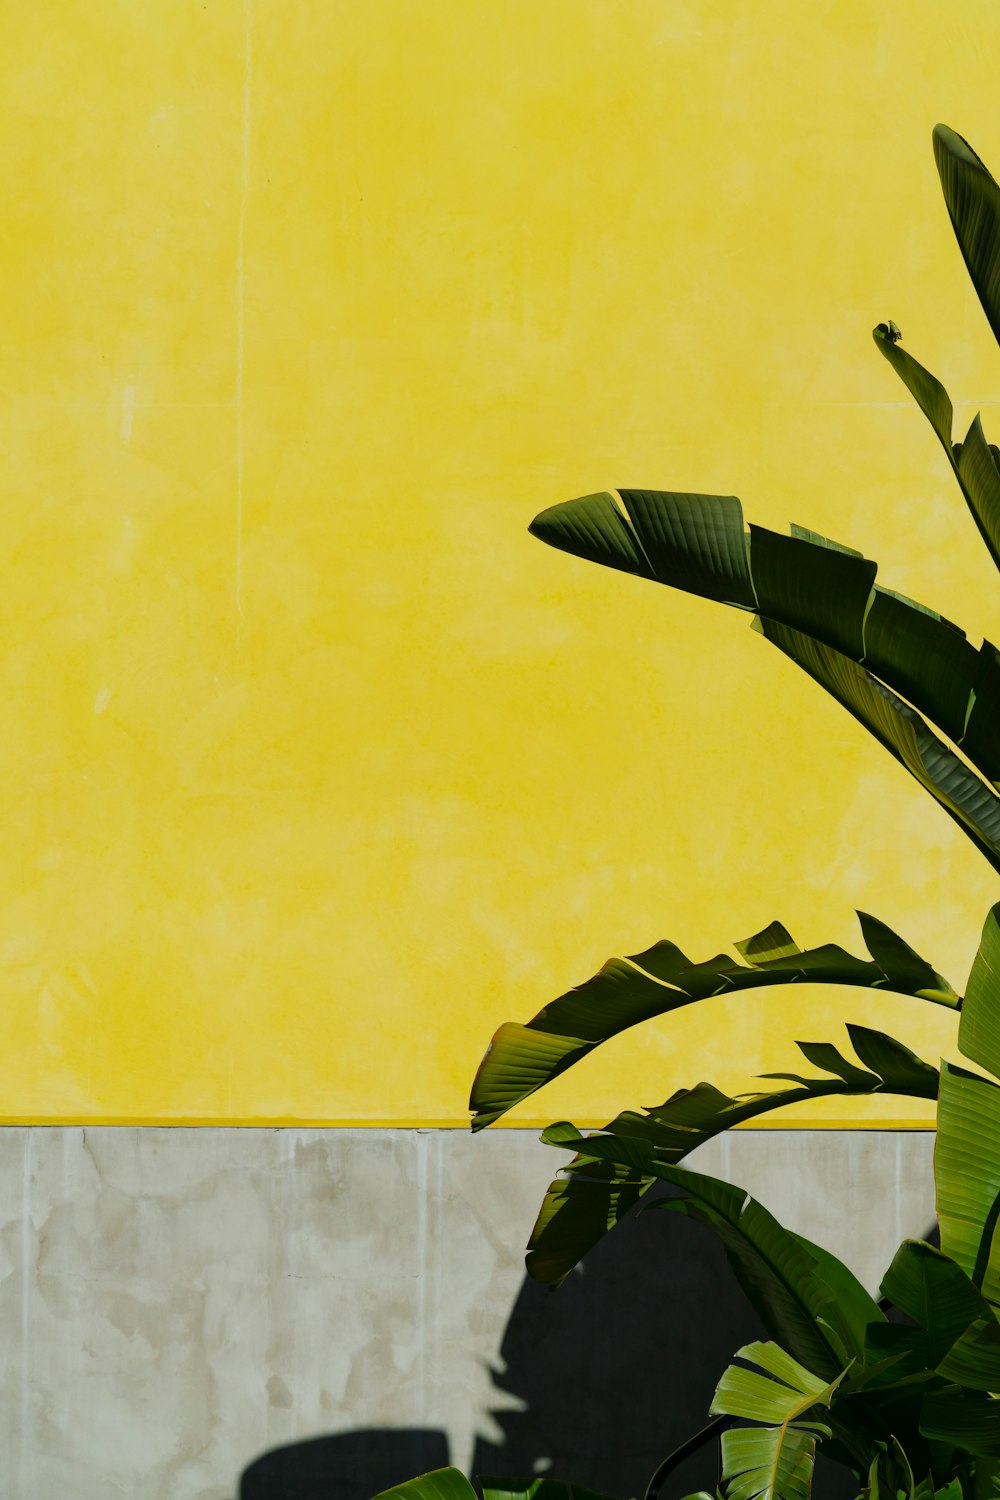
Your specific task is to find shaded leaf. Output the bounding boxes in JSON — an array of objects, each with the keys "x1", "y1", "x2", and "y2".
[
  {"x1": 936, "y1": 1315, "x2": 1000, "y2": 1391},
  {"x1": 525, "y1": 1036, "x2": 939, "y2": 1284},
  {"x1": 934, "y1": 124, "x2": 1000, "y2": 352},
  {"x1": 921, "y1": 1389, "x2": 1000, "y2": 1458},
  {"x1": 880, "y1": 1240, "x2": 990, "y2": 1358}
]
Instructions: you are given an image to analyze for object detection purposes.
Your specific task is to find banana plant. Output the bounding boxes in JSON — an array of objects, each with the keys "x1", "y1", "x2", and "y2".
[{"x1": 459, "y1": 125, "x2": 1000, "y2": 1500}]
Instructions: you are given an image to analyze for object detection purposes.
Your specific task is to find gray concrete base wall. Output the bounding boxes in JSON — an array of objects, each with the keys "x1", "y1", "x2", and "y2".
[{"x1": 0, "y1": 1128, "x2": 936, "y2": 1500}]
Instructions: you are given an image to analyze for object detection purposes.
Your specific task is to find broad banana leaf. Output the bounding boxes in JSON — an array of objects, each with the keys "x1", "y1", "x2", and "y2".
[
  {"x1": 865, "y1": 1240, "x2": 994, "y2": 1384},
  {"x1": 525, "y1": 1027, "x2": 939, "y2": 1284},
  {"x1": 934, "y1": 125, "x2": 1000, "y2": 356},
  {"x1": 711, "y1": 1341, "x2": 843, "y2": 1500},
  {"x1": 935, "y1": 1062, "x2": 1000, "y2": 1306},
  {"x1": 959, "y1": 905, "x2": 1000, "y2": 1081},
  {"x1": 470, "y1": 914, "x2": 955, "y2": 1128},
  {"x1": 936, "y1": 1317, "x2": 1000, "y2": 1392},
  {"x1": 880, "y1": 1241, "x2": 990, "y2": 1361},
  {"x1": 528, "y1": 491, "x2": 1000, "y2": 820}
]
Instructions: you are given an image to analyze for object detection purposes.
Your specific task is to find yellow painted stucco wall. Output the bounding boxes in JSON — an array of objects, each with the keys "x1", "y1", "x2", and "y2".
[{"x1": 1, "y1": 1, "x2": 999, "y2": 1124}]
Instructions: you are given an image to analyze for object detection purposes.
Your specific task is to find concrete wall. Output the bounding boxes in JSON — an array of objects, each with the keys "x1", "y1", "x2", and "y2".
[{"x1": 1, "y1": 1127, "x2": 935, "y2": 1500}]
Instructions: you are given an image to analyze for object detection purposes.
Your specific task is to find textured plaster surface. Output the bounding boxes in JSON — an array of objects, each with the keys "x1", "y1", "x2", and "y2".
[{"x1": 0, "y1": 1127, "x2": 935, "y2": 1499}]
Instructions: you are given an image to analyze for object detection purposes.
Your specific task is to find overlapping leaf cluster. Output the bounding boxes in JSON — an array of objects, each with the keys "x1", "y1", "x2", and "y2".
[
  {"x1": 372, "y1": 126, "x2": 1000, "y2": 1500},
  {"x1": 459, "y1": 126, "x2": 1000, "y2": 1500}
]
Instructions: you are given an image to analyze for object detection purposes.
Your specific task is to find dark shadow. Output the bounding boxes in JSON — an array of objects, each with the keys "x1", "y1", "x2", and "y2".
[
  {"x1": 238, "y1": 1187, "x2": 918, "y2": 1500},
  {"x1": 238, "y1": 1184, "x2": 758, "y2": 1500},
  {"x1": 470, "y1": 1183, "x2": 764, "y2": 1500},
  {"x1": 240, "y1": 1428, "x2": 450, "y2": 1500}
]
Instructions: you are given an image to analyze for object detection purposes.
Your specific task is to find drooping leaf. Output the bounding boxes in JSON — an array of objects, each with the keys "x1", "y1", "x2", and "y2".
[
  {"x1": 373, "y1": 1471, "x2": 479, "y2": 1500},
  {"x1": 525, "y1": 1034, "x2": 939, "y2": 1284},
  {"x1": 959, "y1": 904, "x2": 1000, "y2": 1081},
  {"x1": 532, "y1": 490, "x2": 1000, "y2": 795},
  {"x1": 712, "y1": 1341, "x2": 843, "y2": 1500},
  {"x1": 539, "y1": 1140, "x2": 873, "y2": 1377},
  {"x1": 470, "y1": 913, "x2": 956, "y2": 1128},
  {"x1": 872, "y1": 328, "x2": 954, "y2": 456},
  {"x1": 661, "y1": 1187, "x2": 856, "y2": 1377},
  {"x1": 520, "y1": 1154, "x2": 651, "y2": 1285},
  {"x1": 786, "y1": 1230, "x2": 887, "y2": 1367},
  {"x1": 759, "y1": 618, "x2": 1000, "y2": 875},
  {"x1": 934, "y1": 124, "x2": 1000, "y2": 353},
  {"x1": 861, "y1": 588, "x2": 974, "y2": 746},
  {"x1": 935, "y1": 1062, "x2": 1000, "y2": 1305}
]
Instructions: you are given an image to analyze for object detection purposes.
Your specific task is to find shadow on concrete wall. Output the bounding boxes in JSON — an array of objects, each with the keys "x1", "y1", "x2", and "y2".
[
  {"x1": 237, "y1": 1177, "x2": 925, "y2": 1499},
  {"x1": 239, "y1": 1186, "x2": 821, "y2": 1500}
]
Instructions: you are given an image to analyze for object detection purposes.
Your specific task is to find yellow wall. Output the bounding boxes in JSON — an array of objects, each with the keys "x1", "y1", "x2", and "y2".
[{"x1": 1, "y1": 1, "x2": 998, "y2": 1124}]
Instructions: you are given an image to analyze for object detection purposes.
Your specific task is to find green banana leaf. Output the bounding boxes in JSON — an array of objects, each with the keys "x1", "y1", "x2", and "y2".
[
  {"x1": 865, "y1": 1240, "x2": 997, "y2": 1389},
  {"x1": 524, "y1": 1028, "x2": 939, "y2": 1284},
  {"x1": 528, "y1": 1127, "x2": 880, "y2": 1377},
  {"x1": 934, "y1": 124, "x2": 1000, "y2": 355},
  {"x1": 711, "y1": 1341, "x2": 843, "y2": 1500},
  {"x1": 659, "y1": 1184, "x2": 880, "y2": 1379},
  {"x1": 529, "y1": 490, "x2": 1000, "y2": 810},
  {"x1": 974, "y1": 1457, "x2": 1000, "y2": 1500},
  {"x1": 759, "y1": 619, "x2": 1000, "y2": 874},
  {"x1": 881, "y1": 1241, "x2": 991, "y2": 1360},
  {"x1": 936, "y1": 1317, "x2": 1000, "y2": 1392},
  {"x1": 920, "y1": 1389, "x2": 1000, "y2": 1458},
  {"x1": 935, "y1": 1062, "x2": 1000, "y2": 1306},
  {"x1": 373, "y1": 1471, "x2": 479, "y2": 1500},
  {"x1": 470, "y1": 914, "x2": 955, "y2": 1128},
  {"x1": 959, "y1": 905, "x2": 1000, "y2": 1081}
]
